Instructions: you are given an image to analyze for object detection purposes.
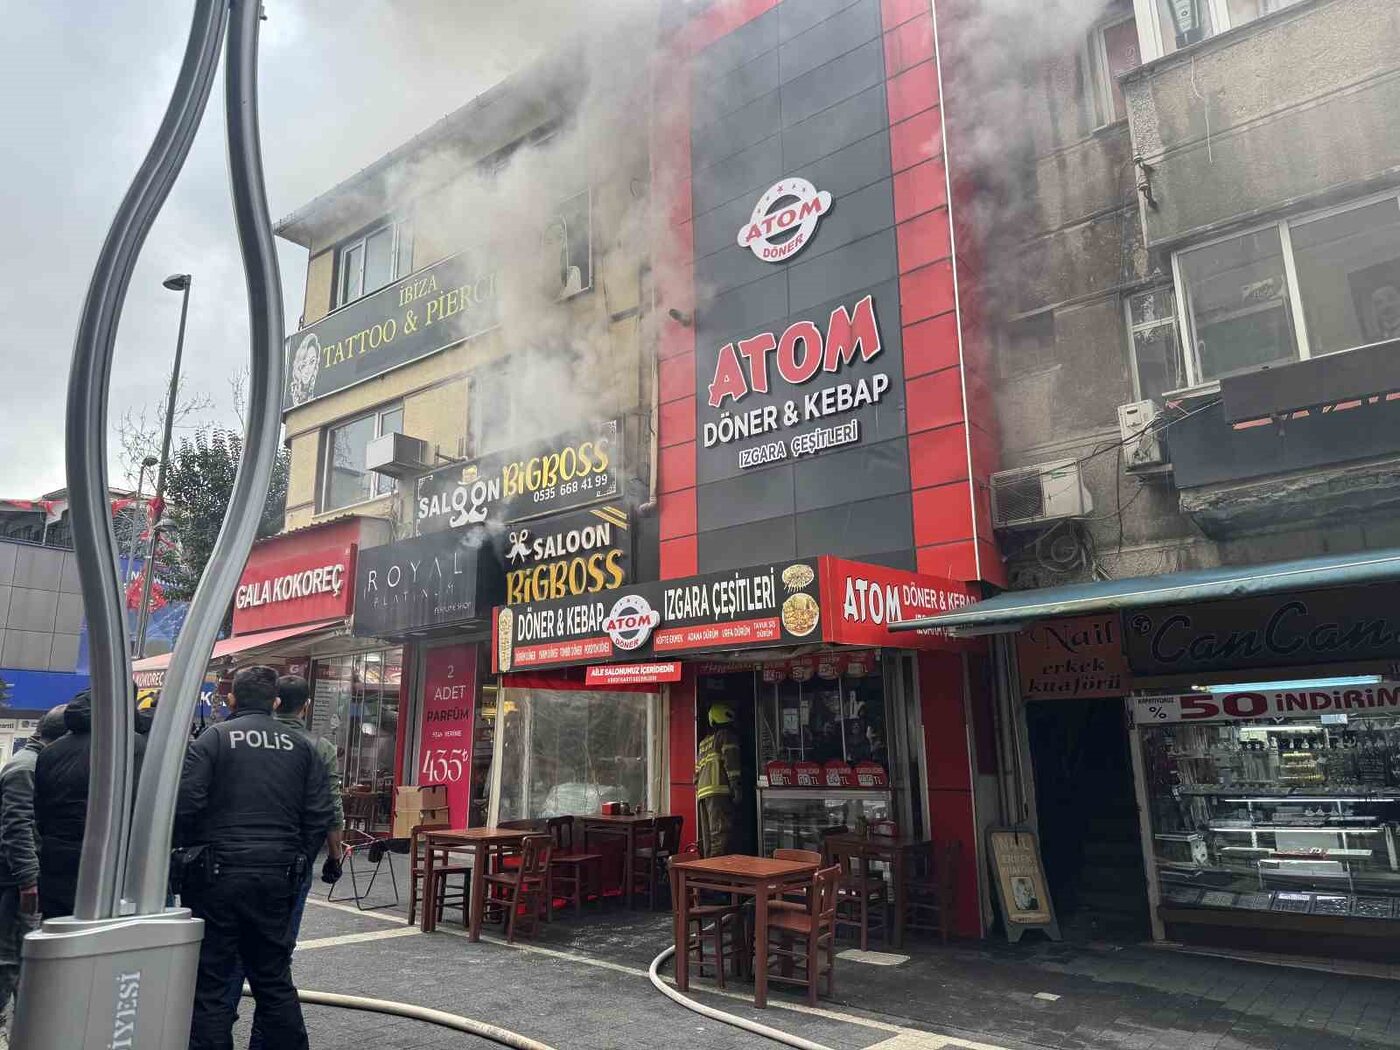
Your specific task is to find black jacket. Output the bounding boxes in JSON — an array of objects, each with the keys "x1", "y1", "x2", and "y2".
[
  {"x1": 0, "y1": 739, "x2": 42, "y2": 887},
  {"x1": 35, "y1": 693, "x2": 148, "y2": 915},
  {"x1": 176, "y1": 708, "x2": 334, "y2": 872}
]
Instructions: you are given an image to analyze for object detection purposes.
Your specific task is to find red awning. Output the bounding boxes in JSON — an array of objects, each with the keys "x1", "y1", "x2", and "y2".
[{"x1": 131, "y1": 618, "x2": 345, "y2": 674}]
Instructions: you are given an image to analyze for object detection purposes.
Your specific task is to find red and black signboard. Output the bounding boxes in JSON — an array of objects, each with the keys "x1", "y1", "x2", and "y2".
[{"x1": 491, "y1": 556, "x2": 977, "y2": 672}]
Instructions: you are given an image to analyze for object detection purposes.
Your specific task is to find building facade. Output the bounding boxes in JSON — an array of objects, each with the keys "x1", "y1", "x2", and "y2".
[{"x1": 930, "y1": 0, "x2": 1400, "y2": 955}]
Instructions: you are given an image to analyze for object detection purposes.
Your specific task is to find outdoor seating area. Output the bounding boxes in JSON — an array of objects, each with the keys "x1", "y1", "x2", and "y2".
[{"x1": 354, "y1": 801, "x2": 959, "y2": 1010}]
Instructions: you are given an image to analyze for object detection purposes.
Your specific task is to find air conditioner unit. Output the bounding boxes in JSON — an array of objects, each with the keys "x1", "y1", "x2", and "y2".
[
  {"x1": 990, "y1": 459, "x2": 1092, "y2": 529},
  {"x1": 1117, "y1": 399, "x2": 1165, "y2": 470},
  {"x1": 366, "y1": 432, "x2": 430, "y2": 480}
]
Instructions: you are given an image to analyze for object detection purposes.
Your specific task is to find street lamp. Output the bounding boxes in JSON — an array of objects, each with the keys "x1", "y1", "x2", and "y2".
[{"x1": 133, "y1": 274, "x2": 192, "y2": 660}]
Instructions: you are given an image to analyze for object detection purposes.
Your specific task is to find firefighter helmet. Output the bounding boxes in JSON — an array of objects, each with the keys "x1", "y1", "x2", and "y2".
[{"x1": 708, "y1": 702, "x2": 735, "y2": 726}]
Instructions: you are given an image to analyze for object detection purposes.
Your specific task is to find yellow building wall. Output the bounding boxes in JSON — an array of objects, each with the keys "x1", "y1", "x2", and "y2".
[{"x1": 280, "y1": 161, "x2": 652, "y2": 535}]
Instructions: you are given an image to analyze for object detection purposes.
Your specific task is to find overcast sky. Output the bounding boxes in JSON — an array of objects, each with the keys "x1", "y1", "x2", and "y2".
[{"x1": 0, "y1": 1, "x2": 576, "y2": 496}]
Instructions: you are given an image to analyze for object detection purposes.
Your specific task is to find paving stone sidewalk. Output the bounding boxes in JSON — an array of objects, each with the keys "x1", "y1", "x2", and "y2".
[{"x1": 232, "y1": 857, "x2": 1400, "y2": 1050}]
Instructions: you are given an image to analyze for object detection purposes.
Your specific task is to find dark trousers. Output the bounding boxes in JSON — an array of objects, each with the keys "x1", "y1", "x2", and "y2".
[
  {"x1": 224, "y1": 870, "x2": 312, "y2": 1050},
  {"x1": 184, "y1": 870, "x2": 307, "y2": 1050},
  {"x1": 0, "y1": 885, "x2": 37, "y2": 1024},
  {"x1": 698, "y1": 794, "x2": 735, "y2": 858}
]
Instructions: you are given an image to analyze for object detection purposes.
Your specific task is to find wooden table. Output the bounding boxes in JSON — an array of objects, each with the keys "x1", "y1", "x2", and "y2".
[
  {"x1": 579, "y1": 814, "x2": 656, "y2": 909},
  {"x1": 670, "y1": 854, "x2": 818, "y2": 1008},
  {"x1": 824, "y1": 832, "x2": 931, "y2": 949},
  {"x1": 420, "y1": 827, "x2": 531, "y2": 939}
]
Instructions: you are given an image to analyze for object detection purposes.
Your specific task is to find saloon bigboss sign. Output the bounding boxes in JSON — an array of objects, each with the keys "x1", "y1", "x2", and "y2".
[
  {"x1": 492, "y1": 557, "x2": 974, "y2": 672},
  {"x1": 414, "y1": 419, "x2": 623, "y2": 534}
]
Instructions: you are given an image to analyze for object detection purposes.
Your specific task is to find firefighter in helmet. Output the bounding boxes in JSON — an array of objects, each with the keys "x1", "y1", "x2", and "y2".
[{"x1": 695, "y1": 702, "x2": 742, "y2": 857}]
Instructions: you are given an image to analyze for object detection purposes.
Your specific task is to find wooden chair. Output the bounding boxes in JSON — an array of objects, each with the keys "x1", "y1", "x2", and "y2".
[
  {"x1": 547, "y1": 816, "x2": 603, "y2": 916},
  {"x1": 408, "y1": 823, "x2": 468, "y2": 930},
  {"x1": 674, "y1": 844, "x2": 748, "y2": 989},
  {"x1": 764, "y1": 865, "x2": 840, "y2": 1006},
  {"x1": 633, "y1": 815, "x2": 683, "y2": 910},
  {"x1": 483, "y1": 835, "x2": 554, "y2": 943},
  {"x1": 828, "y1": 840, "x2": 889, "y2": 950},
  {"x1": 770, "y1": 849, "x2": 822, "y2": 912},
  {"x1": 906, "y1": 840, "x2": 961, "y2": 944}
]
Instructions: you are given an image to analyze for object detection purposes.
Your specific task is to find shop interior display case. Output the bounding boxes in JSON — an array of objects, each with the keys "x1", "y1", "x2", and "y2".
[
  {"x1": 1139, "y1": 713, "x2": 1400, "y2": 932},
  {"x1": 754, "y1": 656, "x2": 894, "y2": 855}
]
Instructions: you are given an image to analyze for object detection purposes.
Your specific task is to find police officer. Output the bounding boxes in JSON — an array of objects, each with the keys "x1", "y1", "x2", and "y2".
[
  {"x1": 694, "y1": 702, "x2": 742, "y2": 857},
  {"x1": 176, "y1": 665, "x2": 333, "y2": 1050}
]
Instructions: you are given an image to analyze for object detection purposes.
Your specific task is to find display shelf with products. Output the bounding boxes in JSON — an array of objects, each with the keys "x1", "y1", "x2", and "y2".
[{"x1": 1138, "y1": 709, "x2": 1400, "y2": 934}]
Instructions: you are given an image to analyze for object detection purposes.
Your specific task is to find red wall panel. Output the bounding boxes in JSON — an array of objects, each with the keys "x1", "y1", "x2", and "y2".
[
  {"x1": 890, "y1": 108, "x2": 944, "y2": 173},
  {"x1": 888, "y1": 61, "x2": 941, "y2": 124},
  {"x1": 658, "y1": 442, "x2": 697, "y2": 494},
  {"x1": 905, "y1": 366, "x2": 965, "y2": 434},
  {"x1": 900, "y1": 259, "x2": 957, "y2": 326},
  {"x1": 659, "y1": 398, "x2": 697, "y2": 447},
  {"x1": 893, "y1": 158, "x2": 949, "y2": 222},
  {"x1": 659, "y1": 485, "x2": 697, "y2": 541},
  {"x1": 895, "y1": 207, "x2": 953, "y2": 274},
  {"x1": 913, "y1": 480, "x2": 975, "y2": 547},
  {"x1": 659, "y1": 352, "x2": 696, "y2": 404},
  {"x1": 660, "y1": 535, "x2": 698, "y2": 579},
  {"x1": 883, "y1": 14, "x2": 936, "y2": 74}
]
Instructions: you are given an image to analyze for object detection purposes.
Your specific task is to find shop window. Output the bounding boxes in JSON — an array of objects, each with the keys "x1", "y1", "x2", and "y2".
[
  {"x1": 309, "y1": 648, "x2": 403, "y2": 832},
  {"x1": 320, "y1": 402, "x2": 403, "y2": 511},
  {"x1": 1136, "y1": 0, "x2": 1305, "y2": 61},
  {"x1": 1125, "y1": 287, "x2": 1186, "y2": 402},
  {"x1": 492, "y1": 688, "x2": 655, "y2": 821},
  {"x1": 1089, "y1": 14, "x2": 1140, "y2": 126},
  {"x1": 337, "y1": 220, "x2": 413, "y2": 307},
  {"x1": 1169, "y1": 194, "x2": 1400, "y2": 390},
  {"x1": 1139, "y1": 709, "x2": 1400, "y2": 928}
]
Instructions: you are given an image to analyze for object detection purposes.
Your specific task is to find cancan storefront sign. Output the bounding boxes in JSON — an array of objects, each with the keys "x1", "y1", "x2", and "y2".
[
  {"x1": 1134, "y1": 683, "x2": 1400, "y2": 724},
  {"x1": 503, "y1": 503, "x2": 631, "y2": 604},
  {"x1": 415, "y1": 419, "x2": 623, "y2": 534},
  {"x1": 1124, "y1": 588, "x2": 1400, "y2": 676}
]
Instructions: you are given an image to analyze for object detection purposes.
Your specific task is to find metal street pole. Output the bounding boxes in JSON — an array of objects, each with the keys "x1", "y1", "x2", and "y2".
[
  {"x1": 11, "y1": 2, "x2": 283, "y2": 1046},
  {"x1": 132, "y1": 275, "x2": 191, "y2": 660}
]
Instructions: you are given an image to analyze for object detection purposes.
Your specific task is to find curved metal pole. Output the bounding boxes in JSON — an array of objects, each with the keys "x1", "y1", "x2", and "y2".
[
  {"x1": 125, "y1": 0, "x2": 284, "y2": 914},
  {"x1": 67, "y1": 0, "x2": 229, "y2": 922}
]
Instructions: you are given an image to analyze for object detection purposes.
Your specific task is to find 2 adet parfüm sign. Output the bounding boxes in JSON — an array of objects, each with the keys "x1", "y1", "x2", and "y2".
[{"x1": 737, "y1": 179, "x2": 832, "y2": 263}]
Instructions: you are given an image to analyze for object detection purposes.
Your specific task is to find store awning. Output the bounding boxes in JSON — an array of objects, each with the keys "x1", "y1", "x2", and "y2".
[
  {"x1": 131, "y1": 618, "x2": 346, "y2": 674},
  {"x1": 891, "y1": 546, "x2": 1400, "y2": 635}
]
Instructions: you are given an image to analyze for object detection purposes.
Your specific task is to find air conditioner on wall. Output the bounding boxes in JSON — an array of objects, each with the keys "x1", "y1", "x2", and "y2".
[
  {"x1": 1117, "y1": 399, "x2": 1166, "y2": 470},
  {"x1": 366, "y1": 433, "x2": 430, "y2": 480},
  {"x1": 990, "y1": 459, "x2": 1092, "y2": 529}
]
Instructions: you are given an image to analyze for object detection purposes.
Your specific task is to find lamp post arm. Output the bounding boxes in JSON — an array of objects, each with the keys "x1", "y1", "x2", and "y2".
[
  {"x1": 63, "y1": 0, "x2": 230, "y2": 924},
  {"x1": 125, "y1": 0, "x2": 284, "y2": 914}
]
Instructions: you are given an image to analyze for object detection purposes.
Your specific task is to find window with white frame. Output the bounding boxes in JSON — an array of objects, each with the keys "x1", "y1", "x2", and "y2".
[
  {"x1": 1134, "y1": 0, "x2": 1305, "y2": 61},
  {"x1": 1126, "y1": 287, "x2": 1186, "y2": 403},
  {"x1": 1089, "y1": 13, "x2": 1140, "y2": 126},
  {"x1": 336, "y1": 221, "x2": 413, "y2": 307},
  {"x1": 1172, "y1": 193, "x2": 1400, "y2": 388},
  {"x1": 321, "y1": 402, "x2": 404, "y2": 511},
  {"x1": 467, "y1": 368, "x2": 514, "y2": 457}
]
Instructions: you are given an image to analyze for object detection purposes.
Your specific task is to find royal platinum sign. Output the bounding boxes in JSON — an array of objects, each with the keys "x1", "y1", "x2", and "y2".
[{"x1": 737, "y1": 179, "x2": 832, "y2": 263}]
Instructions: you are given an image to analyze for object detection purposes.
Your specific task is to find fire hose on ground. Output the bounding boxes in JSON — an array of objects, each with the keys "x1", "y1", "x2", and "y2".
[
  {"x1": 648, "y1": 946, "x2": 835, "y2": 1050},
  {"x1": 240, "y1": 985, "x2": 558, "y2": 1050}
]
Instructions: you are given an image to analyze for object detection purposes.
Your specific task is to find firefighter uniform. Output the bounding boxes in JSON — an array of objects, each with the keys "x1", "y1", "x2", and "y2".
[
  {"x1": 176, "y1": 702, "x2": 334, "y2": 1050},
  {"x1": 695, "y1": 704, "x2": 742, "y2": 857}
]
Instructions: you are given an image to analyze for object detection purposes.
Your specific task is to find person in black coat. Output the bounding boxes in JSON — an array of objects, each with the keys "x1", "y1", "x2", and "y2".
[{"x1": 33, "y1": 690, "x2": 147, "y2": 918}]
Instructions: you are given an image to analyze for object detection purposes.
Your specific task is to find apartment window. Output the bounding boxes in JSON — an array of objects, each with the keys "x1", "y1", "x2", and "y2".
[
  {"x1": 321, "y1": 402, "x2": 404, "y2": 511},
  {"x1": 337, "y1": 221, "x2": 413, "y2": 307},
  {"x1": 1172, "y1": 194, "x2": 1400, "y2": 388},
  {"x1": 1126, "y1": 287, "x2": 1186, "y2": 402},
  {"x1": 1136, "y1": 0, "x2": 1304, "y2": 60},
  {"x1": 468, "y1": 368, "x2": 514, "y2": 456},
  {"x1": 1090, "y1": 15, "x2": 1140, "y2": 126},
  {"x1": 998, "y1": 312, "x2": 1056, "y2": 379}
]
